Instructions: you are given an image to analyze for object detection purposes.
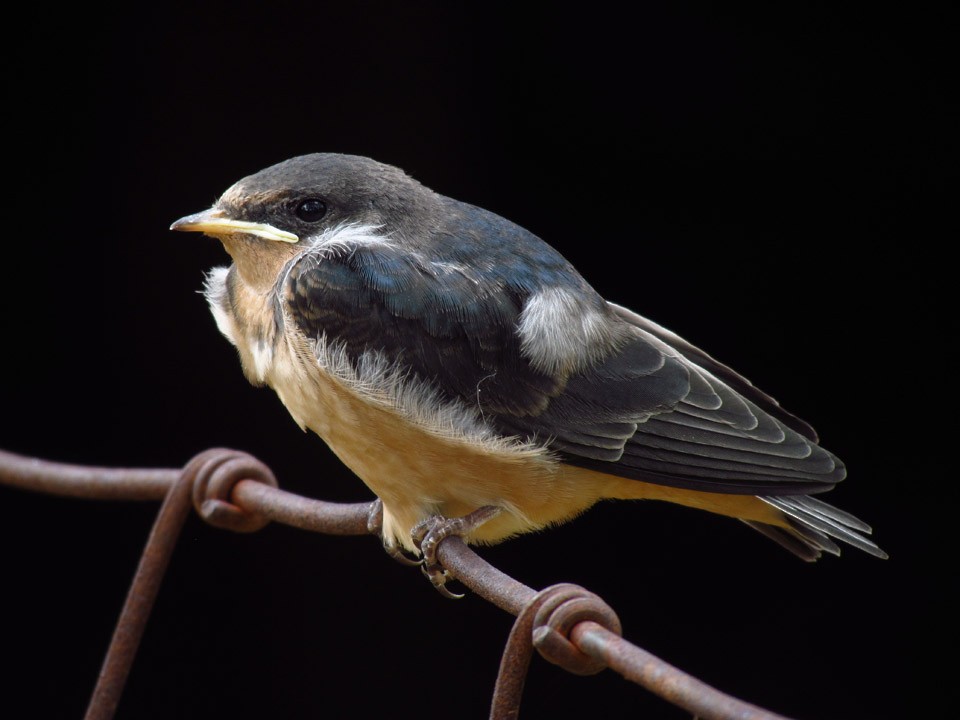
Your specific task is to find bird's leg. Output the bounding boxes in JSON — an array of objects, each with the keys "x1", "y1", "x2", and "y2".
[
  {"x1": 411, "y1": 506, "x2": 502, "y2": 599},
  {"x1": 367, "y1": 498, "x2": 422, "y2": 567}
]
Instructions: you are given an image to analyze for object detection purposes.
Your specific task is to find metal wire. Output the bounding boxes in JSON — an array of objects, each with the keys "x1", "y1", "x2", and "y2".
[{"x1": 0, "y1": 447, "x2": 794, "y2": 720}]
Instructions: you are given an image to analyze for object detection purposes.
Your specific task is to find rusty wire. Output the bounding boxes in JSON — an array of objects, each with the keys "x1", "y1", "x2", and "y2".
[{"x1": 0, "y1": 446, "x2": 794, "y2": 720}]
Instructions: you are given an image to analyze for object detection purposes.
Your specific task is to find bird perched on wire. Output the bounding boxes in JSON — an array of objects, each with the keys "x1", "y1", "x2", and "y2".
[{"x1": 171, "y1": 153, "x2": 885, "y2": 594}]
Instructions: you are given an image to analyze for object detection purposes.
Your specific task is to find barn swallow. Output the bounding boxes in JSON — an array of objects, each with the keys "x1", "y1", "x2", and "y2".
[{"x1": 171, "y1": 153, "x2": 885, "y2": 593}]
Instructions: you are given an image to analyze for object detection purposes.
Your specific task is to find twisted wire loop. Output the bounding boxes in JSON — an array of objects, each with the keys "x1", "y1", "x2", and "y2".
[
  {"x1": 490, "y1": 584, "x2": 621, "y2": 720},
  {"x1": 189, "y1": 448, "x2": 278, "y2": 532},
  {"x1": 531, "y1": 584, "x2": 621, "y2": 675}
]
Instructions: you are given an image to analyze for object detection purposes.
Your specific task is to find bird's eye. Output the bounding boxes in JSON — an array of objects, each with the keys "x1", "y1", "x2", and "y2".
[{"x1": 295, "y1": 198, "x2": 327, "y2": 222}]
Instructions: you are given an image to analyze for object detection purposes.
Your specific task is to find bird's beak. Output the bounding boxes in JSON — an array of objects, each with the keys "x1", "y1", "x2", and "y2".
[{"x1": 170, "y1": 209, "x2": 299, "y2": 243}]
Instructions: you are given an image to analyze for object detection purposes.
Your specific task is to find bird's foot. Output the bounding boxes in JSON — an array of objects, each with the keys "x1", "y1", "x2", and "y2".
[
  {"x1": 411, "y1": 506, "x2": 502, "y2": 599},
  {"x1": 367, "y1": 498, "x2": 421, "y2": 567}
]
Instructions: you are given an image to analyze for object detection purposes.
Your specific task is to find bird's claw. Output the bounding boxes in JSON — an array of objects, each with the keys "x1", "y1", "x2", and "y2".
[
  {"x1": 387, "y1": 544, "x2": 423, "y2": 567},
  {"x1": 420, "y1": 561, "x2": 464, "y2": 599},
  {"x1": 411, "y1": 506, "x2": 501, "y2": 599},
  {"x1": 368, "y1": 498, "x2": 422, "y2": 567}
]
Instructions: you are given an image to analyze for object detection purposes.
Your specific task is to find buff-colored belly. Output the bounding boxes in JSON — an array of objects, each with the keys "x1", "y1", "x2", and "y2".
[{"x1": 274, "y1": 358, "x2": 606, "y2": 551}]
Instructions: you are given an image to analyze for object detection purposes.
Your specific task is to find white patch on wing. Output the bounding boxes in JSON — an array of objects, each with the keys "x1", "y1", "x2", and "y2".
[{"x1": 517, "y1": 286, "x2": 615, "y2": 375}]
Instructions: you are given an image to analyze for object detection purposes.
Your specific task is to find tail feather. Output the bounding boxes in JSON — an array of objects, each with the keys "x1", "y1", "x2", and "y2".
[
  {"x1": 795, "y1": 495, "x2": 874, "y2": 533},
  {"x1": 747, "y1": 495, "x2": 887, "y2": 561},
  {"x1": 741, "y1": 520, "x2": 834, "y2": 561}
]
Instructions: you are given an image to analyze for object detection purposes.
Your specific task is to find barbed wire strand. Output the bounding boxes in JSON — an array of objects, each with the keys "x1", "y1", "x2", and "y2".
[{"x1": 0, "y1": 447, "x2": 793, "y2": 720}]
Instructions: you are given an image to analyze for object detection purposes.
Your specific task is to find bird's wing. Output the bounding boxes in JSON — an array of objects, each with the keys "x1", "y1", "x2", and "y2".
[
  {"x1": 285, "y1": 240, "x2": 567, "y2": 415},
  {"x1": 285, "y1": 241, "x2": 842, "y2": 496},
  {"x1": 566, "y1": 302, "x2": 847, "y2": 493},
  {"x1": 493, "y1": 314, "x2": 844, "y2": 494}
]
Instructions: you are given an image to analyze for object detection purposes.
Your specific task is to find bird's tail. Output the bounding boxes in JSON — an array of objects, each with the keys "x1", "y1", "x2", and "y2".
[{"x1": 744, "y1": 495, "x2": 888, "y2": 561}]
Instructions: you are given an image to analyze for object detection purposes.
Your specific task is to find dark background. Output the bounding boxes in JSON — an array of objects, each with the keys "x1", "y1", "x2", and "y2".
[{"x1": 0, "y1": 3, "x2": 949, "y2": 719}]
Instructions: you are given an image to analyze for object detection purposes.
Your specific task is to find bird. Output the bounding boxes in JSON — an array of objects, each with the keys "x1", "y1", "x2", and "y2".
[{"x1": 171, "y1": 152, "x2": 885, "y2": 592}]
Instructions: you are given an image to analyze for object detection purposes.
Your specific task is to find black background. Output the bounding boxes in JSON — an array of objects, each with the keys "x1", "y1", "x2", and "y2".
[{"x1": 0, "y1": 3, "x2": 950, "y2": 719}]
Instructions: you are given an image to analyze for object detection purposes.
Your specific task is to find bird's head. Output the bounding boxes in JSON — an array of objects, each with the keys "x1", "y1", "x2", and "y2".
[{"x1": 171, "y1": 153, "x2": 436, "y2": 291}]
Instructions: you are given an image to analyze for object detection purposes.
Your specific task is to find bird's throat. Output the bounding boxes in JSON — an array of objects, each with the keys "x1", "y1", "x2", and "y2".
[{"x1": 220, "y1": 235, "x2": 299, "y2": 294}]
